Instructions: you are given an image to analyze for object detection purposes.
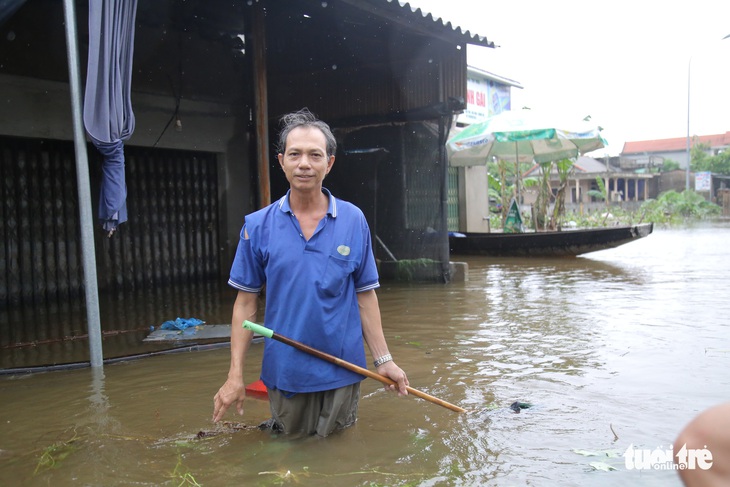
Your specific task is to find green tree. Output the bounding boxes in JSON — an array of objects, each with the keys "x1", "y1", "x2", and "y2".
[
  {"x1": 690, "y1": 139, "x2": 730, "y2": 174},
  {"x1": 709, "y1": 151, "x2": 730, "y2": 174},
  {"x1": 689, "y1": 140, "x2": 711, "y2": 171},
  {"x1": 699, "y1": 151, "x2": 730, "y2": 174},
  {"x1": 661, "y1": 159, "x2": 680, "y2": 172}
]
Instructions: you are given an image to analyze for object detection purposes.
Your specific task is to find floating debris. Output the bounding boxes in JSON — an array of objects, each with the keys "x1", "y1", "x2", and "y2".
[
  {"x1": 573, "y1": 448, "x2": 621, "y2": 458},
  {"x1": 34, "y1": 430, "x2": 81, "y2": 475},
  {"x1": 509, "y1": 401, "x2": 532, "y2": 413},
  {"x1": 194, "y1": 421, "x2": 258, "y2": 440},
  {"x1": 589, "y1": 461, "x2": 617, "y2": 472}
]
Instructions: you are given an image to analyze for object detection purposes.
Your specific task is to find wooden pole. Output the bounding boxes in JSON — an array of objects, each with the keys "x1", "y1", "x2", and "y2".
[
  {"x1": 252, "y1": 3, "x2": 271, "y2": 207},
  {"x1": 271, "y1": 331, "x2": 466, "y2": 413}
]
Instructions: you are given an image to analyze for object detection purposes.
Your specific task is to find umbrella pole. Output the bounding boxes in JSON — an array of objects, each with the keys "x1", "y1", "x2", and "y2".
[{"x1": 514, "y1": 141, "x2": 520, "y2": 205}]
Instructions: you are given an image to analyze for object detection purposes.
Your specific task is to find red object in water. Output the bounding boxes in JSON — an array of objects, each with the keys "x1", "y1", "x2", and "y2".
[{"x1": 245, "y1": 379, "x2": 269, "y2": 400}]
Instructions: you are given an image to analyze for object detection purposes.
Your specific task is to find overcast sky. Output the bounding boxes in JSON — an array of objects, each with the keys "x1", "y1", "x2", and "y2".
[{"x1": 406, "y1": 0, "x2": 730, "y2": 155}]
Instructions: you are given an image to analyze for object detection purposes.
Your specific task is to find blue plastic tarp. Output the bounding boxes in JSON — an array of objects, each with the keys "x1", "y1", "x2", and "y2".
[{"x1": 160, "y1": 317, "x2": 205, "y2": 331}]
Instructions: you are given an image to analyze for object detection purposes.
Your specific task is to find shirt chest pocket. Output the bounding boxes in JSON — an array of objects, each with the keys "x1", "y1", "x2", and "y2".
[{"x1": 318, "y1": 254, "x2": 357, "y2": 297}]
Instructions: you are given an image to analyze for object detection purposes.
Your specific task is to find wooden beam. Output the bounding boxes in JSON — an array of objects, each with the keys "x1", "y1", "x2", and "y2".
[{"x1": 252, "y1": 3, "x2": 271, "y2": 208}]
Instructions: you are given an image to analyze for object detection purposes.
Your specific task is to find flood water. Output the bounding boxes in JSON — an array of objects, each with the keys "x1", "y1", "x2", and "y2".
[{"x1": 2, "y1": 223, "x2": 730, "y2": 486}]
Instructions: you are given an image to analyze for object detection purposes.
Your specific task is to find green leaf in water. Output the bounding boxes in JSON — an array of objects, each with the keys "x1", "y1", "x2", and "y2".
[{"x1": 34, "y1": 430, "x2": 81, "y2": 475}]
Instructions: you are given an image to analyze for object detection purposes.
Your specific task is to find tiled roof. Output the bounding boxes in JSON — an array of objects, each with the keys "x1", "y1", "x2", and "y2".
[
  {"x1": 523, "y1": 156, "x2": 606, "y2": 176},
  {"x1": 622, "y1": 132, "x2": 730, "y2": 155},
  {"x1": 573, "y1": 156, "x2": 609, "y2": 173}
]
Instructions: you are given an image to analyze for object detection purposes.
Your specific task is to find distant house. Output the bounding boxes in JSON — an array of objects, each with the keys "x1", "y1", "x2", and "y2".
[
  {"x1": 522, "y1": 156, "x2": 656, "y2": 212},
  {"x1": 621, "y1": 132, "x2": 730, "y2": 197},
  {"x1": 621, "y1": 132, "x2": 730, "y2": 170}
]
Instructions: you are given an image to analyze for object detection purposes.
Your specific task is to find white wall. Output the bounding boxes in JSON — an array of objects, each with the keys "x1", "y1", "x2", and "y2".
[{"x1": 461, "y1": 165, "x2": 491, "y2": 232}]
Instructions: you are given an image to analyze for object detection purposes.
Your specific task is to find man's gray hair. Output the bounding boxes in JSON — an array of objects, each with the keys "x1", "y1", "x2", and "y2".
[{"x1": 276, "y1": 108, "x2": 337, "y2": 158}]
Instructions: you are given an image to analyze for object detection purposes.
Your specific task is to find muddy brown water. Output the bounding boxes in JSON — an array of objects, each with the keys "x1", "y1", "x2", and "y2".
[{"x1": 2, "y1": 223, "x2": 730, "y2": 486}]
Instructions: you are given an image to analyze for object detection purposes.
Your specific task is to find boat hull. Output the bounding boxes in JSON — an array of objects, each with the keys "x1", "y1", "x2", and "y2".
[{"x1": 449, "y1": 223, "x2": 654, "y2": 257}]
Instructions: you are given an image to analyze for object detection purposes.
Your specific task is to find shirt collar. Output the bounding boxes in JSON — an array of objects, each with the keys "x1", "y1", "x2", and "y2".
[{"x1": 278, "y1": 188, "x2": 337, "y2": 217}]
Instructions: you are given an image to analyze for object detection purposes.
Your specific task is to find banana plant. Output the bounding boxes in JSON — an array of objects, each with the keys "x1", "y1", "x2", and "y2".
[
  {"x1": 587, "y1": 175, "x2": 609, "y2": 206},
  {"x1": 489, "y1": 163, "x2": 539, "y2": 228},
  {"x1": 533, "y1": 161, "x2": 554, "y2": 231},
  {"x1": 548, "y1": 158, "x2": 576, "y2": 230}
]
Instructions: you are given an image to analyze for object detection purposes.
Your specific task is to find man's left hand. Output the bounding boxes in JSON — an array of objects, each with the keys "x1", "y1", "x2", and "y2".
[{"x1": 376, "y1": 361, "x2": 409, "y2": 396}]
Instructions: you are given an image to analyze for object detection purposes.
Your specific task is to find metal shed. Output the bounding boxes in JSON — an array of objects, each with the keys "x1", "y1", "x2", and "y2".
[{"x1": 0, "y1": 0, "x2": 494, "y2": 366}]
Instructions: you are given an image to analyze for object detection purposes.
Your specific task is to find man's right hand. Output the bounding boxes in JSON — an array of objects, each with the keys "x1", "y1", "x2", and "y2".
[{"x1": 212, "y1": 378, "x2": 246, "y2": 422}]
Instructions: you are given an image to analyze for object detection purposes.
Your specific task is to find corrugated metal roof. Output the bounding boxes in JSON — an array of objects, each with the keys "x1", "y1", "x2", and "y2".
[
  {"x1": 622, "y1": 132, "x2": 730, "y2": 155},
  {"x1": 390, "y1": 1, "x2": 496, "y2": 48},
  {"x1": 265, "y1": 0, "x2": 481, "y2": 122},
  {"x1": 468, "y1": 65, "x2": 522, "y2": 89},
  {"x1": 337, "y1": 1, "x2": 495, "y2": 48}
]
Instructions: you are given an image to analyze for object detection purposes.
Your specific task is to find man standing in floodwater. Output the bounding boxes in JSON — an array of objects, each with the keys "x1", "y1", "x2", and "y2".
[{"x1": 212, "y1": 108, "x2": 409, "y2": 437}]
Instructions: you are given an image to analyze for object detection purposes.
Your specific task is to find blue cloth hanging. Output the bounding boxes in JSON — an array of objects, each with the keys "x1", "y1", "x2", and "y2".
[{"x1": 83, "y1": 0, "x2": 138, "y2": 235}]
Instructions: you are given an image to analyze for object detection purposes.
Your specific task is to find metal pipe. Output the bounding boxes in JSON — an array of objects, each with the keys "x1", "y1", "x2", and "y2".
[
  {"x1": 685, "y1": 55, "x2": 692, "y2": 192},
  {"x1": 62, "y1": 0, "x2": 104, "y2": 368},
  {"x1": 437, "y1": 56, "x2": 450, "y2": 283}
]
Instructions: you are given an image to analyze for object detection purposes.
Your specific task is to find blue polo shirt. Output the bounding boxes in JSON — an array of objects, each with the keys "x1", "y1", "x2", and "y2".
[{"x1": 228, "y1": 188, "x2": 380, "y2": 393}]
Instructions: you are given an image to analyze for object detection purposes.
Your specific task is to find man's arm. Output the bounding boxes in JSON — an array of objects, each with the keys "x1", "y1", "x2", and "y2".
[
  {"x1": 358, "y1": 289, "x2": 409, "y2": 395},
  {"x1": 212, "y1": 290, "x2": 259, "y2": 422},
  {"x1": 676, "y1": 401, "x2": 730, "y2": 487}
]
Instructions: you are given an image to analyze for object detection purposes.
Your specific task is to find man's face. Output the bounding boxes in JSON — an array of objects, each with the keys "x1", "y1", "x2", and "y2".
[{"x1": 278, "y1": 126, "x2": 335, "y2": 193}]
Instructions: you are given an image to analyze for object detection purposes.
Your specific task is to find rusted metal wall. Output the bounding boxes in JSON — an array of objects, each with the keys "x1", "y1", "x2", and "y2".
[
  {"x1": 96, "y1": 146, "x2": 220, "y2": 293},
  {"x1": 326, "y1": 121, "x2": 448, "y2": 280},
  {"x1": 441, "y1": 53, "x2": 468, "y2": 106},
  {"x1": 269, "y1": 50, "x2": 467, "y2": 123},
  {"x1": 1, "y1": 137, "x2": 84, "y2": 309},
  {"x1": 0, "y1": 136, "x2": 220, "y2": 309}
]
